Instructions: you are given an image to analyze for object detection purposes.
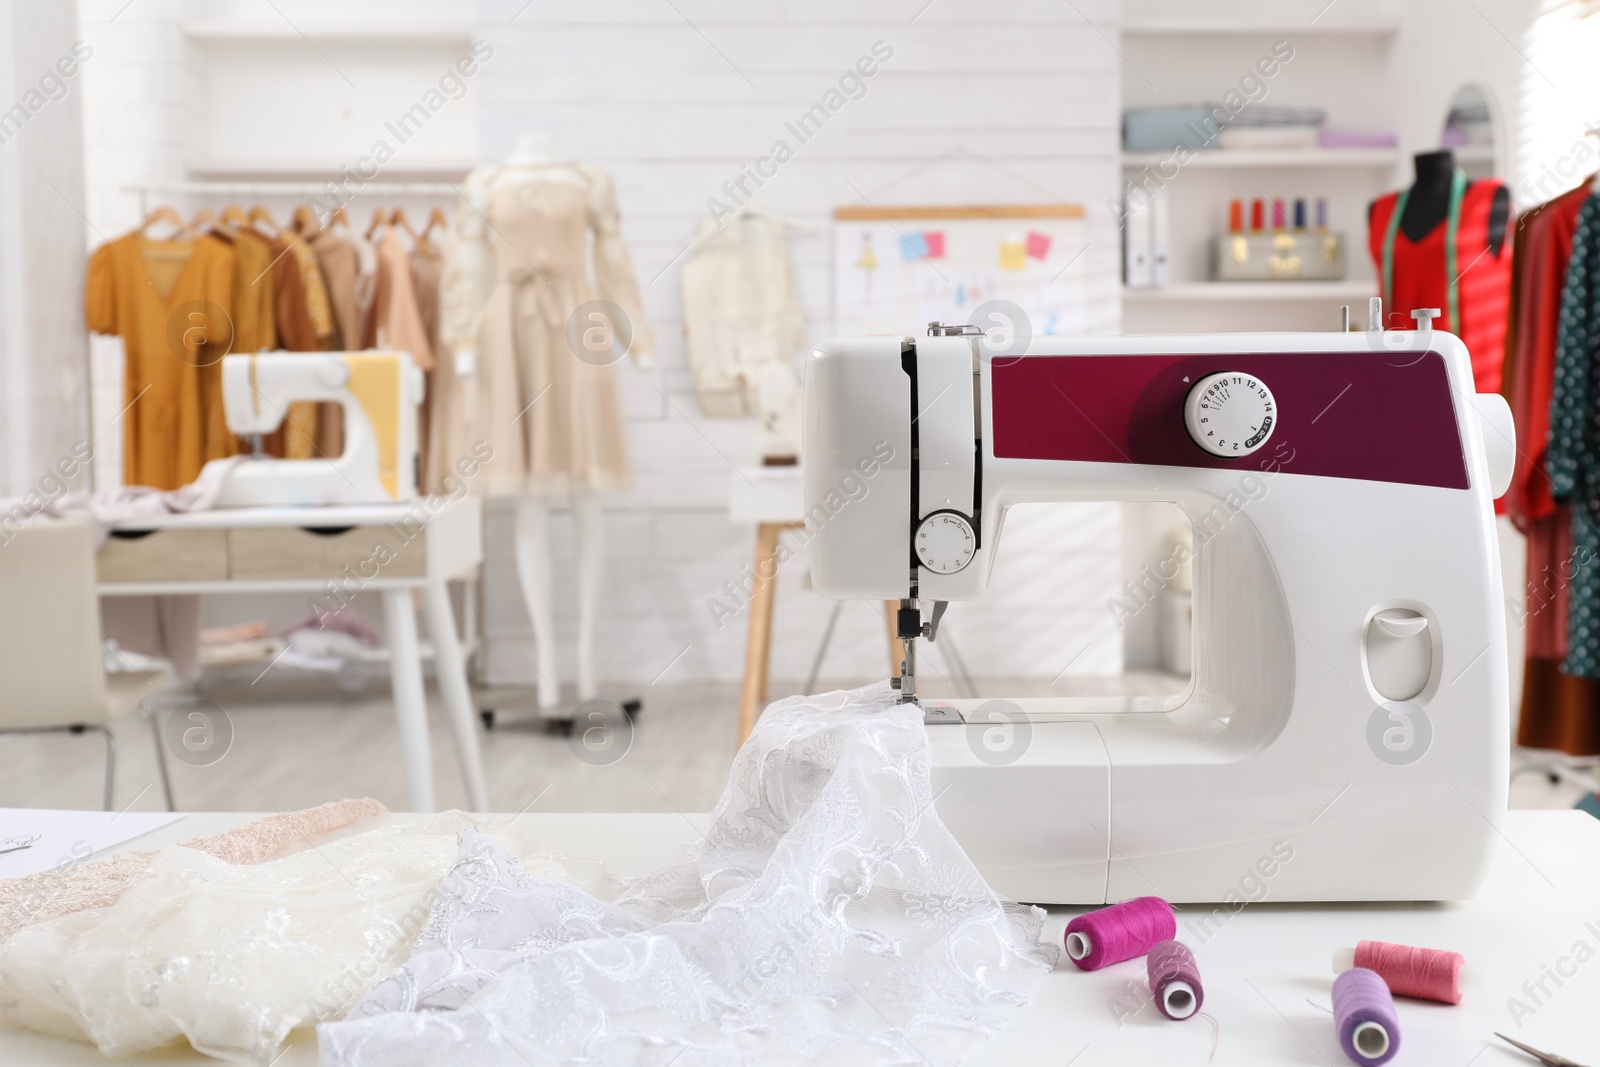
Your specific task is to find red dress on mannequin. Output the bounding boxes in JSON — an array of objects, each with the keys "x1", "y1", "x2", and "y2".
[{"x1": 1367, "y1": 179, "x2": 1513, "y2": 395}]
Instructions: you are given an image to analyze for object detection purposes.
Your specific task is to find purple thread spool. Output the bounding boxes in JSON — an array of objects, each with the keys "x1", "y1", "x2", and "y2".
[
  {"x1": 1332, "y1": 967, "x2": 1400, "y2": 1066},
  {"x1": 1147, "y1": 940, "x2": 1203, "y2": 1020},
  {"x1": 1063, "y1": 896, "x2": 1175, "y2": 971}
]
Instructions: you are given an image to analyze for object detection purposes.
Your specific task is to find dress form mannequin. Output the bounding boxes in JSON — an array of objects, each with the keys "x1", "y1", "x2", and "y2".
[
  {"x1": 485, "y1": 133, "x2": 650, "y2": 711},
  {"x1": 1368, "y1": 149, "x2": 1510, "y2": 253}
]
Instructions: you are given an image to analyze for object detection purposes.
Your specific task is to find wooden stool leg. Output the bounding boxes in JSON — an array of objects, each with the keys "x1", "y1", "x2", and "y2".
[
  {"x1": 885, "y1": 600, "x2": 902, "y2": 679},
  {"x1": 736, "y1": 523, "x2": 784, "y2": 748}
]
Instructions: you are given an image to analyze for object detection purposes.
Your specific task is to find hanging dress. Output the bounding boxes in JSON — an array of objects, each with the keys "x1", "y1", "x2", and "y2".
[
  {"x1": 439, "y1": 162, "x2": 654, "y2": 497},
  {"x1": 1367, "y1": 173, "x2": 1513, "y2": 395},
  {"x1": 1503, "y1": 184, "x2": 1600, "y2": 755},
  {"x1": 85, "y1": 232, "x2": 237, "y2": 490},
  {"x1": 1545, "y1": 195, "x2": 1600, "y2": 706}
]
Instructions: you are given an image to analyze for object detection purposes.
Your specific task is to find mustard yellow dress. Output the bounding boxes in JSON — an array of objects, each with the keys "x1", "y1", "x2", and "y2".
[{"x1": 86, "y1": 233, "x2": 237, "y2": 489}]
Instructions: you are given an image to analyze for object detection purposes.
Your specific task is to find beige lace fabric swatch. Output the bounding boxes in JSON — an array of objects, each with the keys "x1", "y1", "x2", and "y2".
[
  {"x1": 0, "y1": 812, "x2": 602, "y2": 1061},
  {"x1": 0, "y1": 797, "x2": 386, "y2": 942}
]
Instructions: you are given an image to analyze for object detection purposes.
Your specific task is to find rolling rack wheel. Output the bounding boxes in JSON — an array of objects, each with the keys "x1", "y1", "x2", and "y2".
[{"x1": 480, "y1": 709, "x2": 496, "y2": 730}]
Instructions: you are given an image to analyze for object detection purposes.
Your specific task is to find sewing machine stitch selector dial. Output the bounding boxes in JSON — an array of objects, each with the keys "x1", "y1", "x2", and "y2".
[
  {"x1": 1183, "y1": 371, "x2": 1276, "y2": 457},
  {"x1": 915, "y1": 512, "x2": 976, "y2": 574}
]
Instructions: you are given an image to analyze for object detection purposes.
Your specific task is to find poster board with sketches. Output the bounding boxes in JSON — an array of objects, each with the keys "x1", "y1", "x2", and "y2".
[{"x1": 832, "y1": 204, "x2": 1088, "y2": 339}]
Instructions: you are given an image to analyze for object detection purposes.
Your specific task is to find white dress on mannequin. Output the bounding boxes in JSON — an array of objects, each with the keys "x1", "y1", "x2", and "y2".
[{"x1": 440, "y1": 134, "x2": 654, "y2": 708}]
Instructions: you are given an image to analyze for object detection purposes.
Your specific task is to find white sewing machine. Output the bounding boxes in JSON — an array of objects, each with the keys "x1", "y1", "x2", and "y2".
[
  {"x1": 214, "y1": 351, "x2": 424, "y2": 508},
  {"x1": 803, "y1": 308, "x2": 1515, "y2": 905}
]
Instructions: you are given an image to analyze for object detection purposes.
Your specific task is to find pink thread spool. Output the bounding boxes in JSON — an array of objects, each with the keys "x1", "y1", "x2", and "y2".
[
  {"x1": 1333, "y1": 940, "x2": 1465, "y2": 1004},
  {"x1": 1064, "y1": 896, "x2": 1175, "y2": 971},
  {"x1": 1147, "y1": 939, "x2": 1203, "y2": 1020}
]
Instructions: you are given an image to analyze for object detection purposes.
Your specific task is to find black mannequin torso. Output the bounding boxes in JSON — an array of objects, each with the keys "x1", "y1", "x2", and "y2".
[{"x1": 1368, "y1": 149, "x2": 1509, "y2": 255}]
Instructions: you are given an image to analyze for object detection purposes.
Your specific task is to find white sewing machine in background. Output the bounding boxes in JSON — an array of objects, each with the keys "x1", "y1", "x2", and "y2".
[
  {"x1": 214, "y1": 351, "x2": 424, "y2": 508},
  {"x1": 802, "y1": 307, "x2": 1516, "y2": 905}
]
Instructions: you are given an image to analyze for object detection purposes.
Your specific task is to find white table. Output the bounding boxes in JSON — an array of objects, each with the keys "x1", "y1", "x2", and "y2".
[
  {"x1": 2, "y1": 809, "x2": 1595, "y2": 1065},
  {"x1": 94, "y1": 499, "x2": 489, "y2": 813}
]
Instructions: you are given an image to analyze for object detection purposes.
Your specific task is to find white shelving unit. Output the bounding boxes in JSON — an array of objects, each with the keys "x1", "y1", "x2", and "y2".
[
  {"x1": 1123, "y1": 281, "x2": 1374, "y2": 303},
  {"x1": 1121, "y1": 148, "x2": 1399, "y2": 169},
  {"x1": 1118, "y1": 2, "x2": 1404, "y2": 333}
]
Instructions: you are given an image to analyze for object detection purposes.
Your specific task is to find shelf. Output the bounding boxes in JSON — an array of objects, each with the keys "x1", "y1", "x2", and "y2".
[
  {"x1": 1123, "y1": 281, "x2": 1375, "y2": 303},
  {"x1": 1122, "y1": 21, "x2": 1399, "y2": 35},
  {"x1": 183, "y1": 21, "x2": 473, "y2": 42},
  {"x1": 1121, "y1": 148, "x2": 1399, "y2": 169},
  {"x1": 184, "y1": 158, "x2": 475, "y2": 179}
]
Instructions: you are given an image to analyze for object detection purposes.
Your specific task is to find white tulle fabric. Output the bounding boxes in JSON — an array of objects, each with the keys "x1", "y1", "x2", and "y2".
[
  {"x1": 0, "y1": 814, "x2": 603, "y2": 1062},
  {"x1": 321, "y1": 685, "x2": 1058, "y2": 1066}
]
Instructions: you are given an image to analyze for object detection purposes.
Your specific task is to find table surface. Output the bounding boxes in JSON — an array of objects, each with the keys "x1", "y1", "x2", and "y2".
[{"x1": 2, "y1": 809, "x2": 1596, "y2": 1066}]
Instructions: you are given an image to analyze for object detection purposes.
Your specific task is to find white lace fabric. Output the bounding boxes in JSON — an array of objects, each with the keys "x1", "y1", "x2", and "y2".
[
  {"x1": 0, "y1": 685, "x2": 1056, "y2": 1065},
  {"x1": 321, "y1": 685, "x2": 1058, "y2": 1066}
]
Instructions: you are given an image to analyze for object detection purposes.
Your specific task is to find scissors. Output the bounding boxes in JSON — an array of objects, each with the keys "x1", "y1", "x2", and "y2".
[
  {"x1": 1497, "y1": 1032, "x2": 1591, "y2": 1067},
  {"x1": 0, "y1": 834, "x2": 40, "y2": 856}
]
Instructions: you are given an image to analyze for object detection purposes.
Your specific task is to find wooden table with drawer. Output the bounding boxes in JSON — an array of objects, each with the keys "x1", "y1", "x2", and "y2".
[{"x1": 95, "y1": 498, "x2": 488, "y2": 813}]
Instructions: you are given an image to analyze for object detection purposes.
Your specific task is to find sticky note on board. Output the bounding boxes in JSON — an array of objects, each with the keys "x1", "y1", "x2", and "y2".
[
  {"x1": 999, "y1": 241, "x2": 1027, "y2": 271},
  {"x1": 1026, "y1": 230, "x2": 1052, "y2": 260},
  {"x1": 924, "y1": 231, "x2": 946, "y2": 258},
  {"x1": 899, "y1": 231, "x2": 929, "y2": 262}
]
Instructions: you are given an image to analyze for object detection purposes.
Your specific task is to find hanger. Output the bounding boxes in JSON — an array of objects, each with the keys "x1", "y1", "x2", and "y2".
[
  {"x1": 731, "y1": 203, "x2": 817, "y2": 234},
  {"x1": 421, "y1": 207, "x2": 447, "y2": 240},
  {"x1": 247, "y1": 204, "x2": 281, "y2": 237},
  {"x1": 291, "y1": 203, "x2": 321, "y2": 237},
  {"x1": 137, "y1": 204, "x2": 197, "y2": 240},
  {"x1": 390, "y1": 207, "x2": 420, "y2": 244},
  {"x1": 365, "y1": 206, "x2": 388, "y2": 240},
  {"x1": 327, "y1": 205, "x2": 349, "y2": 230},
  {"x1": 220, "y1": 204, "x2": 250, "y2": 228}
]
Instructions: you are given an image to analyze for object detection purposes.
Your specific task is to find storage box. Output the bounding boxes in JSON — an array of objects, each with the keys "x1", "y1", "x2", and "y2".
[{"x1": 1211, "y1": 231, "x2": 1345, "y2": 281}]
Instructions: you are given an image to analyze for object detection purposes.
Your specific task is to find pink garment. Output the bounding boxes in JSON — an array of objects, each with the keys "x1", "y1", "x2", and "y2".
[
  {"x1": 0, "y1": 798, "x2": 385, "y2": 942},
  {"x1": 278, "y1": 606, "x2": 381, "y2": 648},
  {"x1": 369, "y1": 230, "x2": 434, "y2": 371}
]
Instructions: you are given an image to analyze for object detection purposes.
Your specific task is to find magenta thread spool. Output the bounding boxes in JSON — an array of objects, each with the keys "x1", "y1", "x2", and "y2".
[
  {"x1": 1332, "y1": 967, "x2": 1400, "y2": 1066},
  {"x1": 1147, "y1": 940, "x2": 1203, "y2": 1020},
  {"x1": 1063, "y1": 896, "x2": 1175, "y2": 971}
]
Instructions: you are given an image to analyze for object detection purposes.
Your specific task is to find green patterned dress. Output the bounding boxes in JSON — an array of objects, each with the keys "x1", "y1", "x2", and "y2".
[{"x1": 1547, "y1": 192, "x2": 1600, "y2": 677}]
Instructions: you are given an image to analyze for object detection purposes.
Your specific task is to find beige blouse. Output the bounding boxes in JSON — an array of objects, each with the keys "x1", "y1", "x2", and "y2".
[{"x1": 680, "y1": 212, "x2": 806, "y2": 418}]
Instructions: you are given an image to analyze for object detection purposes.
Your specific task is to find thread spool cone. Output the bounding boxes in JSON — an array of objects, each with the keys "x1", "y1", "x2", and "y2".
[
  {"x1": 1162, "y1": 979, "x2": 1198, "y2": 1020},
  {"x1": 1066, "y1": 930, "x2": 1092, "y2": 961}
]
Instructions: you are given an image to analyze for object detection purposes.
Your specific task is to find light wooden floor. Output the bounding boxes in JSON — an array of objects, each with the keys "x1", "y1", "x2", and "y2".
[{"x1": 0, "y1": 674, "x2": 1591, "y2": 815}]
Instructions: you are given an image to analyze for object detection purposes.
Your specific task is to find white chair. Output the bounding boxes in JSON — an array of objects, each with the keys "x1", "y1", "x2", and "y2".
[{"x1": 0, "y1": 522, "x2": 176, "y2": 810}]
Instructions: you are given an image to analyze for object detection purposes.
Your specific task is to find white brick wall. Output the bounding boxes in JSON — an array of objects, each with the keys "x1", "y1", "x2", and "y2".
[
  {"x1": 72, "y1": 0, "x2": 1133, "y2": 688},
  {"x1": 475, "y1": 0, "x2": 1128, "y2": 687}
]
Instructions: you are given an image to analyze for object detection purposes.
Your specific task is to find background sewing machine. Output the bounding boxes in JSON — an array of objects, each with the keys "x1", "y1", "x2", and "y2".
[
  {"x1": 215, "y1": 351, "x2": 424, "y2": 508},
  {"x1": 803, "y1": 309, "x2": 1516, "y2": 905}
]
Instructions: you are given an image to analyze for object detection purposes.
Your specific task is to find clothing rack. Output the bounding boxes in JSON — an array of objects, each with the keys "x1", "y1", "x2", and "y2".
[{"x1": 121, "y1": 181, "x2": 460, "y2": 220}]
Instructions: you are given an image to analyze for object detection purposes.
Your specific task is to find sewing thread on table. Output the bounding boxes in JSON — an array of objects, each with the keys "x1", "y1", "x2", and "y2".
[
  {"x1": 1148, "y1": 939, "x2": 1203, "y2": 1020},
  {"x1": 1352, "y1": 939, "x2": 1464, "y2": 1004},
  {"x1": 1332, "y1": 967, "x2": 1400, "y2": 1066},
  {"x1": 1064, "y1": 896, "x2": 1175, "y2": 971}
]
